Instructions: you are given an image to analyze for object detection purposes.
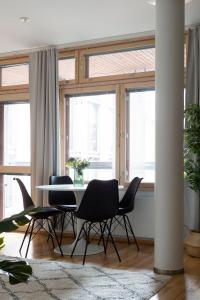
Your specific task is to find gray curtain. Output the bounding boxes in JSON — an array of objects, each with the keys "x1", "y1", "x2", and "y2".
[
  {"x1": 30, "y1": 47, "x2": 60, "y2": 206},
  {"x1": 185, "y1": 26, "x2": 200, "y2": 230}
]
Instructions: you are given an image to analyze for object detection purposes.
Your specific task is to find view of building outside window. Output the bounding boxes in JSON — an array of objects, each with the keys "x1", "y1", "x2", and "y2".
[
  {"x1": 58, "y1": 58, "x2": 75, "y2": 81},
  {"x1": 127, "y1": 90, "x2": 155, "y2": 183},
  {"x1": 68, "y1": 93, "x2": 116, "y2": 180},
  {"x1": 88, "y1": 47, "x2": 155, "y2": 78},
  {"x1": 3, "y1": 103, "x2": 30, "y2": 166},
  {"x1": 0, "y1": 103, "x2": 30, "y2": 217},
  {"x1": 1, "y1": 64, "x2": 29, "y2": 86}
]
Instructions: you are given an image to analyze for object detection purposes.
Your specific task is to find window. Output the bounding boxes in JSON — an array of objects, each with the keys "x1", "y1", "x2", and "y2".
[
  {"x1": 66, "y1": 92, "x2": 116, "y2": 181},
  {"x1": 87, "y1": 47, "x2": 155, "y2": 78},
  {"x1": 0, "y1": 174, "x2": 30, "y2": 218},
  {"x1": 126, "y1": 89, "x2": 155, "y2": 183},
  {"x1": 59, "y1": 58, "x2": 75, "y2": 81},
  {"x1": 1, "y1": 64, "x2": 29, "y2": 86},
  {"x1": 0, "y1": 102, "x2": 30, "y2": 166},
  {"x1": 0, "y1": 100, "x2": 30, "y2": 218}
]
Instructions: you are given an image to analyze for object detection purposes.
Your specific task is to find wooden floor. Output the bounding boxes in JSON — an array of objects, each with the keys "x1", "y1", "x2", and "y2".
[{"x1": 1, "y1": 232, "x2": 200, "y2": 299}]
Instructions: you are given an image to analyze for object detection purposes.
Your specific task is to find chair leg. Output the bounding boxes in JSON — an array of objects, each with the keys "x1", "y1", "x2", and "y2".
[
  {"x1": 25, "y1": 219, "x2": 36, "y2": 258},
  {"x1": 106, "y1": 222, "x2": 121, "y2": 262},
  {"x1": 105, "y1": 219, "x2": 113, "y2": 250},
  {"x1": 100, "y1": 222, "x2": 106, "y2": 254},
  {"x1": 71, "y1": 222, "x2": 86, "y2": 258},
  {"x1": 48, "y1": 218, "x2": 63, "y2": 256},
  {"x1": 60, "y1": 212, "x2": 66, "y2": 246},
  {"x1": 19, "y1": 221, "x2": 31, "y2": 253},
  {"x1": 47, "y1": 215, "x2": 58, "y2": 242},
  {"x1": 123, "y1": 215, "x2": 130, "y2": 244},
  {"x1": 47, "y1": 219, "x2": 55, "y2": 248},
  {"x1": 71, "y1": 212, "x2": 76, "y2": 238},
  {"x1": 83, "y1": 222, "x2": 91, "y2": 265},
  {"x1": 125, "y1": 215, "x2": 140, "y2": 251},
  {"x1": 98, "y1": 220, "x2": 107, "y2": 246}
]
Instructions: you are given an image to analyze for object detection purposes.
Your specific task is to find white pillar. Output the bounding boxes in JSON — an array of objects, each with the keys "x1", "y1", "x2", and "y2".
[{"x1": 154, "y1": 0, "x2": 184, "y2": 274}]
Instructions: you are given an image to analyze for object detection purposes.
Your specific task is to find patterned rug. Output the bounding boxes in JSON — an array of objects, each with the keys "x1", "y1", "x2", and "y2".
[{"x1": 0, "y1": 257, "x2": 171, "y2": 300}]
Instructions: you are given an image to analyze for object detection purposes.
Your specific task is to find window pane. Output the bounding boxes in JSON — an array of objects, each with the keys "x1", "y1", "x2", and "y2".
[
  {"x1": 0, "y1": 103, "x2": 30, "y2": 166},
  {"x1": 59, "y1": 58, "x2": 75, "y2": 81},
  {"x1": 1, "y1": 64, "x2": 29, "y2": 86},
  {"x1": 67, "y1": 93, "x2": 116, "y2": 180},
  {"x1": 88, "y1": 47, "x2": 155, "y2": 78},
  {"x1": 127, "y1": 90, "x2": 155, "y2": 183},
  {"x1": 0, "y1": 174, "x2": 30, "y2": 218}
]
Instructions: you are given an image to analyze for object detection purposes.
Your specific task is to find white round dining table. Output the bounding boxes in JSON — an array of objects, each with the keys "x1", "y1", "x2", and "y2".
[{"x1": 36, "y1": 183, "x2": 124, "y2": 256}]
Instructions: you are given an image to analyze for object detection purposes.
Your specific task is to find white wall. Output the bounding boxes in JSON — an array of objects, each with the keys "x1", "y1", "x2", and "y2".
[{"x1": 114, "y1": 190, "x2": 155, "y2": 240}]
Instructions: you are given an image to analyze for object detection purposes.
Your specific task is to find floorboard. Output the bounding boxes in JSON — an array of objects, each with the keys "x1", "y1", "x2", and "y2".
[{"x1": 1, "y1": 232, "x2": 200, "y2": 299}]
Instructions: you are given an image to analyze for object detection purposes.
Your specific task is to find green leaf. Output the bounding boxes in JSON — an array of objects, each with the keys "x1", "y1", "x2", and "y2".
[
  {"x1": 0, "y1": 260, "x2": 32, "y2": 285},
  {"x1": 0, "y1": 206, "x2": 43, "y2": 234},
  {"x1": 0, "y1": 235, "x2": 5, "y2": 249}
]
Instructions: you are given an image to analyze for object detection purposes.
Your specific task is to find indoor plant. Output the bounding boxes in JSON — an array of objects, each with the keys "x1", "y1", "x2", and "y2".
[
  {"x1": 184, "y1": 104, "x2": 200, "y2": 257},
  {"x1": 66, "y1": 157, "x2": 90, "y2": 185},
  {"x1": 0, "y1": 207, "x2": 41, "y2": 284}
]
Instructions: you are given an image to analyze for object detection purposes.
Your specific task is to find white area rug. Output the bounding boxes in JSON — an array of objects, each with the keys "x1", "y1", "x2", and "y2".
[{"x1": 0, "y1": 257, "x2": 171, "y2": 300}]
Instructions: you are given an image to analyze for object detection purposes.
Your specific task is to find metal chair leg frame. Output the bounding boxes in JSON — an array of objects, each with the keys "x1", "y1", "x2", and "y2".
[
  {"x1": 70, "y1": 221, "x2": 86, "y2": 258},
  {"x1": 47, "y1": 215, "x2": 58, "y2": 242},
  {"x1": 48, "y1": 218, "x2": 63, "y2": 256},
  {"x1": 105, "y1": 222, "x2": 121, "y2": 262},
  {"x1": 123, "y1": 215, "x2": 130, "y2": 244},
  {"x1": 19, "y1": 221, "x2": 31, "y2": 253},
  {"x1": 25, "y1": 219, "x2": 36, "y2": 258},
  {"x1": 60, "y1": 212, "x2": 66, "y2": 246},
  {"x1": 47, "y1": 219, "x2": 55, "y2": 248},
  {"x1": 100, "y1": 222, "x2": 106, "y2": 254},
  {"x1": 105, "y1": 219, "x2": 113, "y2": 250},
  {"x1": 71, "y1": 212, "x2": 76, "y2": 238},
  {"x1": 98, "y1": 220, "x2": 108, "y2": 245},
  {"x1": 83, "y1": 222, "x2": 92, "y2": 265},
  {"x1": 125, "y1": 215, "x2": 140, "y2": 251}
]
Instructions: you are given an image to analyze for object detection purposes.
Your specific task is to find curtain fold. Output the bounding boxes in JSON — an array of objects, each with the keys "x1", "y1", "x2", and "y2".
[
  {"x1": 30, "y1": 47, "x2": 60, "y2": 206},
  {"x1": 185, "y1": 26, "x2": 200, "y2": 230}
]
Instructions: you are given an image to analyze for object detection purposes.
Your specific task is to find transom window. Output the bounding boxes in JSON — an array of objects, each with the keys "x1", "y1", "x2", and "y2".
[
  {"x1": 1, "y1": 64, "x2": 29, "y2": 86},
  {"x1": 86, "y1": 47, "x2": 155, "y2": 78},
  {"x1": 66, "y1": 92, "x2": 116, "y2": 181},
  {"x1": 59, "y1": 58, "x2": 75, "y2": 81}
]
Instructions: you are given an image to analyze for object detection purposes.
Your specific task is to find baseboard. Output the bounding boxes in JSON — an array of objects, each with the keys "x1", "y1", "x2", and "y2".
[{"x1": 15, "y1": 227, "x2": 154, "y2": 245}]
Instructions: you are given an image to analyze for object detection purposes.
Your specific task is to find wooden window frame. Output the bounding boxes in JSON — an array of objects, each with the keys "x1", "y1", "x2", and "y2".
[
  {"x1": 120, "y1": 83, "x2": 155, "y2": 191},
  {"x1": 58, "y1": 50, "x2": 78, "y2": 85},
  {"x1": 59, "y1": 85, "x2": 120, "y2": 179},
  {"x1": 79, "y1": 37, "x2": 155, "y2": 84},
  {"x1": 0, "y1": 93, "x2": 31, "y2": 175},
  {"x1": 0, "y1": 56, "x2": 29, "y2": 92}
]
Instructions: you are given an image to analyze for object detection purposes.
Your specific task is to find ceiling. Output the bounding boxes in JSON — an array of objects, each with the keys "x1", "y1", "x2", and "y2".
[{"x1": 0, "y1": 0, "x2": 200, "y2": 55}]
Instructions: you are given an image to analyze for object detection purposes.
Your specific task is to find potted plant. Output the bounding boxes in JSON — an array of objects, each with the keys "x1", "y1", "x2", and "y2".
[
  {"x1": 184, "y1": 104, "x2": 200, "y2": 257},
  {"x1": 66, "y1": 157, "x2": 90, "y2": 185}
]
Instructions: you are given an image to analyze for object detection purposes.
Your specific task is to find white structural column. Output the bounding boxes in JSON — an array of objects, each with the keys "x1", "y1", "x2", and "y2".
[{"x1": 154, "y1": 0, "x2": 185, "y2": 274}]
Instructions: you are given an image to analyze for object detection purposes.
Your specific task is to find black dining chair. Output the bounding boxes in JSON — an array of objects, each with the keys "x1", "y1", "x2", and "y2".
[
  {"x1": 14, "y1": 178, "x2": 63, "y2": 258},
  {"x1": 71, "y1": 179, "x2": 121, "y2": 265},
  {"x1": 109, "y1": 177, "x2": 143, "y2": 250},
  {"x1": 49, "y1": 175, "x2": 77, "y2": 245}
]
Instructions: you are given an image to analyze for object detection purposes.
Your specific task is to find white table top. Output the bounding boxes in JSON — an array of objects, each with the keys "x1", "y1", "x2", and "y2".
[{"x1": 36, "y1": 183, "x2": 124, "y2": 192}]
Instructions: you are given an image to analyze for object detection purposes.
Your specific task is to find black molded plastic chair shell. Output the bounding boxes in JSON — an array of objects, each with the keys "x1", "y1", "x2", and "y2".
[
  {"x1": 13, "y1": 178, "x2": 63, "y2": 257},
  {"x1": 71, "y1": 179, "x2": 121, "y2": 264}
]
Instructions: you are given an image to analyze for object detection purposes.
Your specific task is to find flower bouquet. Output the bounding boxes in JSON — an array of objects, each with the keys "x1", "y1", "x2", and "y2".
[{"x1": 66, "y1": 157, "x2": 90, "y2": 185}]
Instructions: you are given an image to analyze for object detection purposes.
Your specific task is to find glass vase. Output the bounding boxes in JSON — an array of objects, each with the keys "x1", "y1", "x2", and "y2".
[{"x1": 74, "y1": 169, "x2": 84, "y2": 186}]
